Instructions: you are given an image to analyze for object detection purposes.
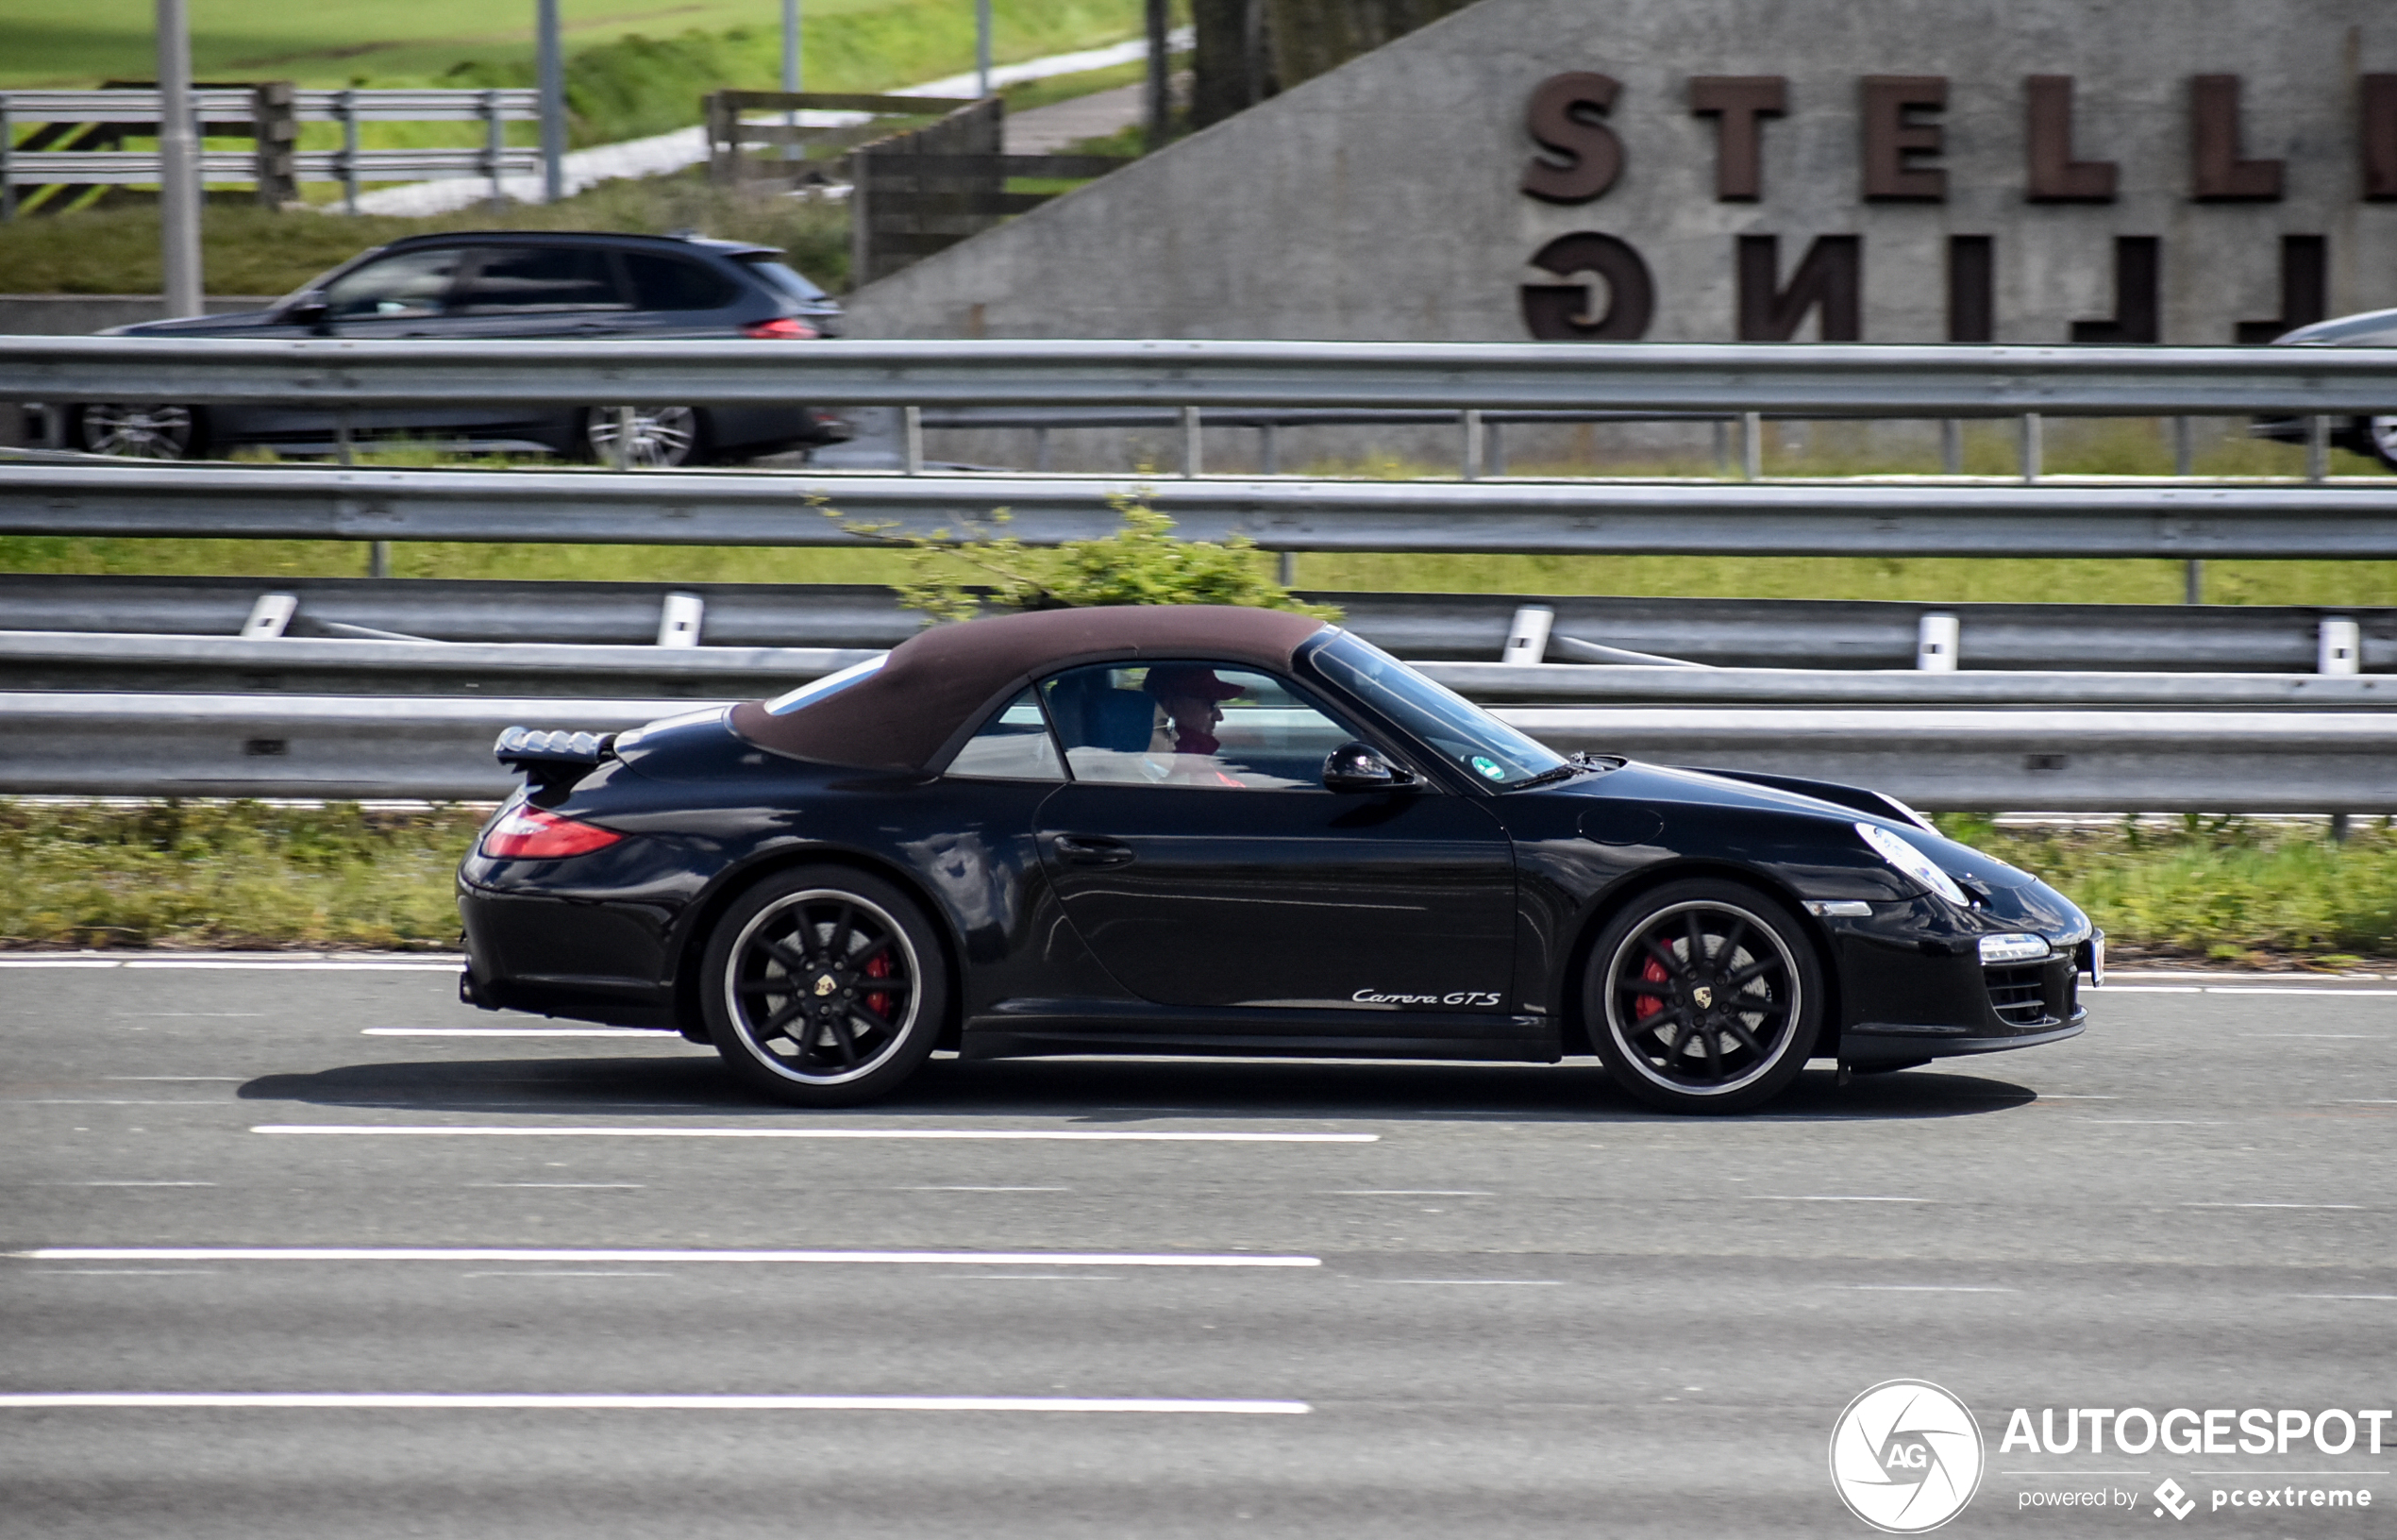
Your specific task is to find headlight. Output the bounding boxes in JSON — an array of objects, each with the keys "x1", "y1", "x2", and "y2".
[
  {"x1": 1977, "y1": 933, "x2": 2052, "y2": 965},
  {"x1": 1854, "y1": 822, "x2": 1970, "y2": 906}
]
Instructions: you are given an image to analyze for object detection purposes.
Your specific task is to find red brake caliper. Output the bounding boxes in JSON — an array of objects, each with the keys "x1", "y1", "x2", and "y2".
[
  {"x1": 863, "y1": 951, "x2": 896, "y2": 1019},
  {"x1": 1634, "y1": 955, "x2": 1669, "y2": 1021}
]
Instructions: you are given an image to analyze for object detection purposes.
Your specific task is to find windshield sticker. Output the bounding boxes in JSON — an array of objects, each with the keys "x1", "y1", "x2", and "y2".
[{"x1": 1470, "y1": 756, "x2": 1507, "y2": 780}]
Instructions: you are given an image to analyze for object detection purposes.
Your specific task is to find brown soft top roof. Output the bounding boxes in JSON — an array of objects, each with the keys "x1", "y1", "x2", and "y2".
[{"x1": 728, "y1": 604, "x2": 1332, "y2": 772}]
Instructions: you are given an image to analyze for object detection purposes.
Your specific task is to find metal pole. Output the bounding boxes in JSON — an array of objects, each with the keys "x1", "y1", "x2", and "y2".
[
  {"x1": 902, "y1": 406, "x2": 923, "y2": 475},
  {"x1": 2305, "y1": 413, "x2": 2329, "y2": 482},
  {"x1": 1181, "y1": 405, "x2": 1201, "y2": 477},
  {"x1": 1259, "y1": 423, "x2": 1278, "y2": 476},
  {"x1": 1739, "y1": 410, "x2": 1762, "y2": 480},
  {"x1": 1487, "y1": 420, "x2": 1506, "y2": 477},
  {"x1": 1461, "y1": 409, "x2": 1484, "y2": 479},
  {"x1": 611, "y1": 406, "x2": 634, "y2": 472},
  {"x1": 2019, "y1": 412, "x2": 2042, "y2": 483},
  {"x1": 1144, "y1": 0, "x2": 1170, "y2": 147},
  {"x1": 484, "y1": 89, "x2": 506, "y2": 211},
  {"x1": 976, "y1": 0, "x2": 993, "y2": 99},
  {"x1": 2, "y1": 100, "x2": 15, "y2": 223},
  {"x1": 2184, "y1": 560, "x2": 2204, "y2": 605},
  {"x1": 1940, "y1": 418, "x2": 1962, "y2": 475},
  {"x1": 781, "y1": 0, "x2": 801, "y2": 165},
  {"x1": 537, "y1": 0, "x2": 564, "y2": 202},
  {"x1": 156, "y1": 0, "x2": 204, "y2": 318},
  {"x1": 2172, "y1": 415, "x2": 2194, "y2": 477}
]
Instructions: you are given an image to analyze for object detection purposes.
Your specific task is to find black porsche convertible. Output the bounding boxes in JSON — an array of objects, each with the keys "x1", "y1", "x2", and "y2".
[{"x1": 458, "y1": 605, "x2": 2097, "y2": 1114}]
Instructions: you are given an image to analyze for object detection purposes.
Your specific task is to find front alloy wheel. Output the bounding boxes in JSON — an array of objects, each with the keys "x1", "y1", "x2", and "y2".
[
  {"x1": 78, "y1": 403, "x2": 199, "y2": 459},
  {"x1": 1585, "y1": 881, "x2": 1822, "y2": 1113},
  {"x1": 701, "y1": 866, "x2": 945, "y2": 1107},
  {"x1": 2362, "y1": 414, "x2": 2397, "y2": 474},
  {"x1": 585, "y1": 405, "x2": 703, "y2": 467}
]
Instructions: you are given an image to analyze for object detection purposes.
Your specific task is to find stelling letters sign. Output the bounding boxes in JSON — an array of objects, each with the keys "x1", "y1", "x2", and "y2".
[{"x1": 1517, "y1": 68, "x2": 2397, "y2": 343}]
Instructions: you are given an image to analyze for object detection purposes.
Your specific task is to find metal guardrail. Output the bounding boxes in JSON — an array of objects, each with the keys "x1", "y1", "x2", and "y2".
[
  {"x1": 0, "y1": 577, "x2": 2386, "y2": 673},
  {"x1": 4, "y1": 337, "x2": 2395, "y2": 414},
  {"x1": 4, "y1": 690, "x2": 2389, "y2": 810},
  {"x1": 8, "y1": 462, "x2": 2397, "y2": 559},
  {"x1": 4, "y1": 629, "x2": 2389, "y2": 708}
]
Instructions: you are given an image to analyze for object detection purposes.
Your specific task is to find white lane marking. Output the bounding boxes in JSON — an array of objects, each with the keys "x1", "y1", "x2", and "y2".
[
  {"x1": 121, "y1": 962, "x2": 458, "y2": 971},
  {"x1": 899, "y1": 1186, "x2": 1069, "y2": 1193},
  {"x1": 20, "y1": 1247, "x2": 1322, "y2": 1268},
  {"x1": 1836, "y1": 1284, "x2": 2020, "y2": 1293},
  {"x1": 0, "y1": 1392, "x2": 1311, "y2": 1414},
  {"x1": 362, "y1": 1028, "x2": 662, "y2": 1038},
  {"x1": 2003, "y1": 1470, "x2": 2154, "y2": 1477},
  {"x1": 2339, "y1": 1099, "x2": 2397, "y2": 1104},
  {"x1": 2032, "y1": 1095, "x2": 2120, "y2": 1100},
  {"x1": 2184, "y1": 1201, "x2": 2363, "y2": 1210},
  {"x1": 253, "y1": 1125, "x2": 1375, "y2": 1144},
  {"x1": 463, "y1": 1271, "x2": 674, "y2": 1279},
  {"x1": 2191, "y1": 1469, "x2": 2392, "y2": 1476},
  {"x1": 37, "y1": 1269, "x2": 218, "y2": 1276},
  {"x1": 1370, "y1": 1279, "x2": 1564, "y2": 1286},
  {"x1": 18, "y1": 1099, "x2": 224, "y2": 1106},
  {"x1": 467, "y1": 1182, "x2": 645, "y2": 1190},
  {"x1": 61, "y1": 1181, "x2": 217, "y2": 1188},
  {"x1": 2098, "y1": 986, "x2": 2204, "y2": 994},
  {"x1": 1759, "y1": 1195, "x2": 1933, "y2": 1203},
  {"x1": 107, "y1": 1077, "x2": 245, "y2": 1081},
  {"x1": 1326, "y1": 1190, "x2": 1497, "y2": 1197},
  {"x1": 0, "y1": 960, "x2": 126, "y2": 968},
  {"x1": 959, "y1": 1275, "x2": 1120, "y2": 1281},
  {"x1": 2205, "y1": 986, "x2": 2397, "y2": 996},
  {"x1": 2290, "y1": 1293, "x2": 2397, "y2": 1301},
  {"x1": 2245, "y1": 1033, "x2": 2381, "y2": 1039},
  {"x1": 2081, "y1": 1118, "x2": 2203, "y2": 1125}
]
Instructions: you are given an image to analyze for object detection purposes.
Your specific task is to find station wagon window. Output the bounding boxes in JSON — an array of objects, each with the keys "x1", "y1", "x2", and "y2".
[
  {"x1": 622, "y1": 252, "x2": 740, "y2": 312},
  {"x1": 321, "y1": 246, "x2": 470, "y2": 320},
  {"x1": 452, "y1": 245, "x2": 629, "y2": 314},
  {"x1": 945, "y1": 690, "x2": 1065, "y2": 781},
  {"x1": 1039, "y1": 661, "x2": 1355, "y2": 790}
]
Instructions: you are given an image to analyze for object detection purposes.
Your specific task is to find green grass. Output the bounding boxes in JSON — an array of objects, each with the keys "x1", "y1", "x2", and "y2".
[
  {"x1": 5, "y1": 798, "x2": 2389, "y2": 960},
  {"x1": 0, "y1": 171, "x2": 851, "y2": 294},
  {"x1": 1936, "y1": 815, "x2": 2397, "y2": 965},
  {"x1": 0, "y1": 799, "x2": 482, "y2": 950}
]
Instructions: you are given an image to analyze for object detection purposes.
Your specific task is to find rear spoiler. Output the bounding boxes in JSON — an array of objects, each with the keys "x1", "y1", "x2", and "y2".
[
  {"x1": 494, "y1": 726, "x2": 616, "y2": 793},
  {"x1": 1675, "y1": 766, "x2": 1936, "y2": 832}
]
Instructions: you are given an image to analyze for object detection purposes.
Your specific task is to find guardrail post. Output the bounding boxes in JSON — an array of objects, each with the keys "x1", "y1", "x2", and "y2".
[
  {"x1": 2172, "y1": 415, "x2": 2194, "y2": 477},
  {"x1": 483, "y1": 89, "x2": 506, "y2": 210},
  {"x1": 2305, "y1": 414, "x2": 2330, "y2": 482},
  {"x1": 902, "y1": 406, "x2": 923, "y2": 475},
  {"x1": 2319, "y1": 617, "x2": 2360, "y2": 676},
  {"x1": 1502, "y1": 606, "x2": 1554, "y2": 665},
  {"x1": 2019, "y1": 412, "x2": 2042, "y2": 483},
  {"x1": 1461, "y1": 409, "x2": 1484, "y2": 480},
  {"x1": 1940, "y1": 418, "x2": 1961, "y2": 475},
  {"x1": 657, "y1": 593, "x2": 704, "y2": 647},
  {"x1": 1487, "y1": 420, "x2": 1506, "y2": 477},
  {"x1": 1258, "y1": 423, "x2": 1279, "y2": 476},
  {"x1": 239, "y1": 594, "x2": 297, "y2": 639},
  {"x1": 337, "y1": 89, "x2": 358, "y2": 214},
  {"x1": 2185, "y1": 560, "x2": 2204, "y2": 605},
  {"x1": 1181, "y1": 406, "x2": 1201, "y2": 477},
  {"x1": 1739, "y1": 411, "x2": 1762, "y2": 479},
  {"x1": 611, "y1": 406, "x2": 634, "y2": 472},
  {"x1": 1, "y1": 99, "x2": 14, "y2": 223},
  {"x1": 1032, "y1": 425, "x2": 1050, "y2": 473}
]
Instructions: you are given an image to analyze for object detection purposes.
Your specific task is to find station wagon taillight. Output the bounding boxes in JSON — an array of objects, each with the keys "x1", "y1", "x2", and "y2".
[{"x1": 743, "y1": 317, "x2": 819, "y2": 340}]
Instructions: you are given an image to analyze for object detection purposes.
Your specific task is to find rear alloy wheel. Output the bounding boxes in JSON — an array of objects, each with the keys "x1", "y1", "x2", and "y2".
[
  {"x1": 2363, "y1": 415, "x2": 2397, "y2": 474},
  {"x1": 700, "y1": 866, "x2": 946, "y2": 1107},
  {"x1": 1584, "y1": 880, "x2": 1822, "y2": 1114},
  {"x1": 78, "y1": 403, "x2": 199, "y2": 459},
  {"x1": 584, "y1": 405, "x2": 704, "y2": 468}
]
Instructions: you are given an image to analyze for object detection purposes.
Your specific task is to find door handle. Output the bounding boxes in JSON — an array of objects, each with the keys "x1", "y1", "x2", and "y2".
[{"x1": 1052, "y1": 834, "x2": 1134, "y2": 867}]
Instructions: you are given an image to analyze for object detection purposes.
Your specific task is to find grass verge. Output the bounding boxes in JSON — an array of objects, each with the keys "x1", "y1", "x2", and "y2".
[{"x1": 4, "y1": 799, "x2": 2389, "y2": 962}]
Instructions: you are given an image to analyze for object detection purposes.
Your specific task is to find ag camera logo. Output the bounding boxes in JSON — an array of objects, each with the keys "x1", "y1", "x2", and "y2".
[{"x1": 1830, "y1": 1380, "x2": 1986, "y2": 1532}]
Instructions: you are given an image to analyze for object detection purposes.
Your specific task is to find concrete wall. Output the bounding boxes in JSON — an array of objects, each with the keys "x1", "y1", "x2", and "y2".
[{"x1": 846, "y1": 0, "x2": 2397, "y2": 347}]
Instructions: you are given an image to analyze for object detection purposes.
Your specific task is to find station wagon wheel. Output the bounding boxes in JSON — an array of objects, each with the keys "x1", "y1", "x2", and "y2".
[
  {"x1": 78, "y1": 403, "x2": 199, "y2": 460},
  {"x1": 583, "y1": 405, "x2": 705, "y2": 468},
  {"x1": 700, "y1": 866, "x2": 947, "y2": 1107},
  {"x1": 1584, "y1": 880, "x2": 1822, "y2": 1114},
  {"x1": 2364, "y1": 415, "x2": 2397, "y2": 474}
]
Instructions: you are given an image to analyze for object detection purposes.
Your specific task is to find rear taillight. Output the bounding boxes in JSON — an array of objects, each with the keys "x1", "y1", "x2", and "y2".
[
  {"x1": 743, "y1": 317, "x2": 819, "y2": 340},
  {"x1": 480, "y1": 806, "x2": 623, "y2": 860}
]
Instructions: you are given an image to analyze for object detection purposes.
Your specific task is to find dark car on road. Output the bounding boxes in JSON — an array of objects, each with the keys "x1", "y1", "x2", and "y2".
[
  {"x1": 457, "y1": 605, "x2": 2100, "y2": 1115},
  {"x1": 2252, "y1": 306, "x2": 2397, "y2": 471},
  {"x1": 25, "y1": 230, "x2": 850, "y2": 467}
]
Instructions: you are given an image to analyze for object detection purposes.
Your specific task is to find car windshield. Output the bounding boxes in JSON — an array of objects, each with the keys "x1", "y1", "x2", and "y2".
[
  {"x1": 736, "y1": 256, "x2": 829, "y2": 302},
  {"x1": 1308, "y1": 630, "x2": 1568, "y2": 788},
  {"x1": 760, "y1": 654, "x2": 885, "y2": 714}
]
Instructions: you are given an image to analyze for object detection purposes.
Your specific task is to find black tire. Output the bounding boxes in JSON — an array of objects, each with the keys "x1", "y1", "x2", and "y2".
[
  {"x1": 1583, "y1": 879, "x2": 1824, "y2": 1114},
  {"x1": 75, "y1": 403, "x2": 204, "y2": 459},
  {"x1": 699, "y1": 865, "x2": 947, "y2": 1107},
  {"x1": 581, "y1": 405, "x2": 709, "y2": 467}
]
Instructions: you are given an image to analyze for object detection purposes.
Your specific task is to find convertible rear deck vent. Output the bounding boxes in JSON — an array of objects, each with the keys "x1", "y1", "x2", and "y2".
[{"x1": 1984, "y1": 963, "x2": 2053, "y2": 1028}]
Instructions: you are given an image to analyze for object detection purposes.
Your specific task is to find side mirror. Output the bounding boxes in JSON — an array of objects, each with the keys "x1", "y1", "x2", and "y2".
[
  {"x1": 281, "y1": 294, "x2": 329, "y2": 327},
  {"x1": 1323, "y1": 741, "x2": 1416, "y2": 793}
]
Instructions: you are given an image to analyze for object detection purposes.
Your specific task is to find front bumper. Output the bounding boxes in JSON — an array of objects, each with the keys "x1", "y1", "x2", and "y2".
[{"x1": 1810, "y1": 897, "x2": 2097, "y2": 1066}]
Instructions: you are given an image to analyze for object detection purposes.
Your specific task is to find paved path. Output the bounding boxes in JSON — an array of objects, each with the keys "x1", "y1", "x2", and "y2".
[
  {"x1": 1, "y1": 961, "x2": 2390, "y2": 1536},
  {"x1": 354, "y1": 31, "x2": 1191, "y2": 217}
]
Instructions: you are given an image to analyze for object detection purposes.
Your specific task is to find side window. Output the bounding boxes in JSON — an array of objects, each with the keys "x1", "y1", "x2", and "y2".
[
  {"x1": 321, "y1": 247, "x2": 468, "y2": 320},
  {"x1": 1039, "y1": 662, "x2": 1355, "y2": 791},
  {"x1": 622, "y1": 252, "x2": 739, "y2": 312},
  {"x1": 945, "y1": 689, "x2": 1065, "y2": 782},
  {"x1": 452, "y1": 246, "x2": 629, "y2": 314}
]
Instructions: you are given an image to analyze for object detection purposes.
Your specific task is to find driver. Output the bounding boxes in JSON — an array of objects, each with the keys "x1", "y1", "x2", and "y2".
[{"x1": 1145, "y1": 665, "x2": 1243, "y2": 756}]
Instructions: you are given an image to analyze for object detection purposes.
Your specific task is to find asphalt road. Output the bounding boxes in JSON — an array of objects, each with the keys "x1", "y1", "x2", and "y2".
[{"x1": 2, "y1": 959, "x2": 2391, "y2": 1539}]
